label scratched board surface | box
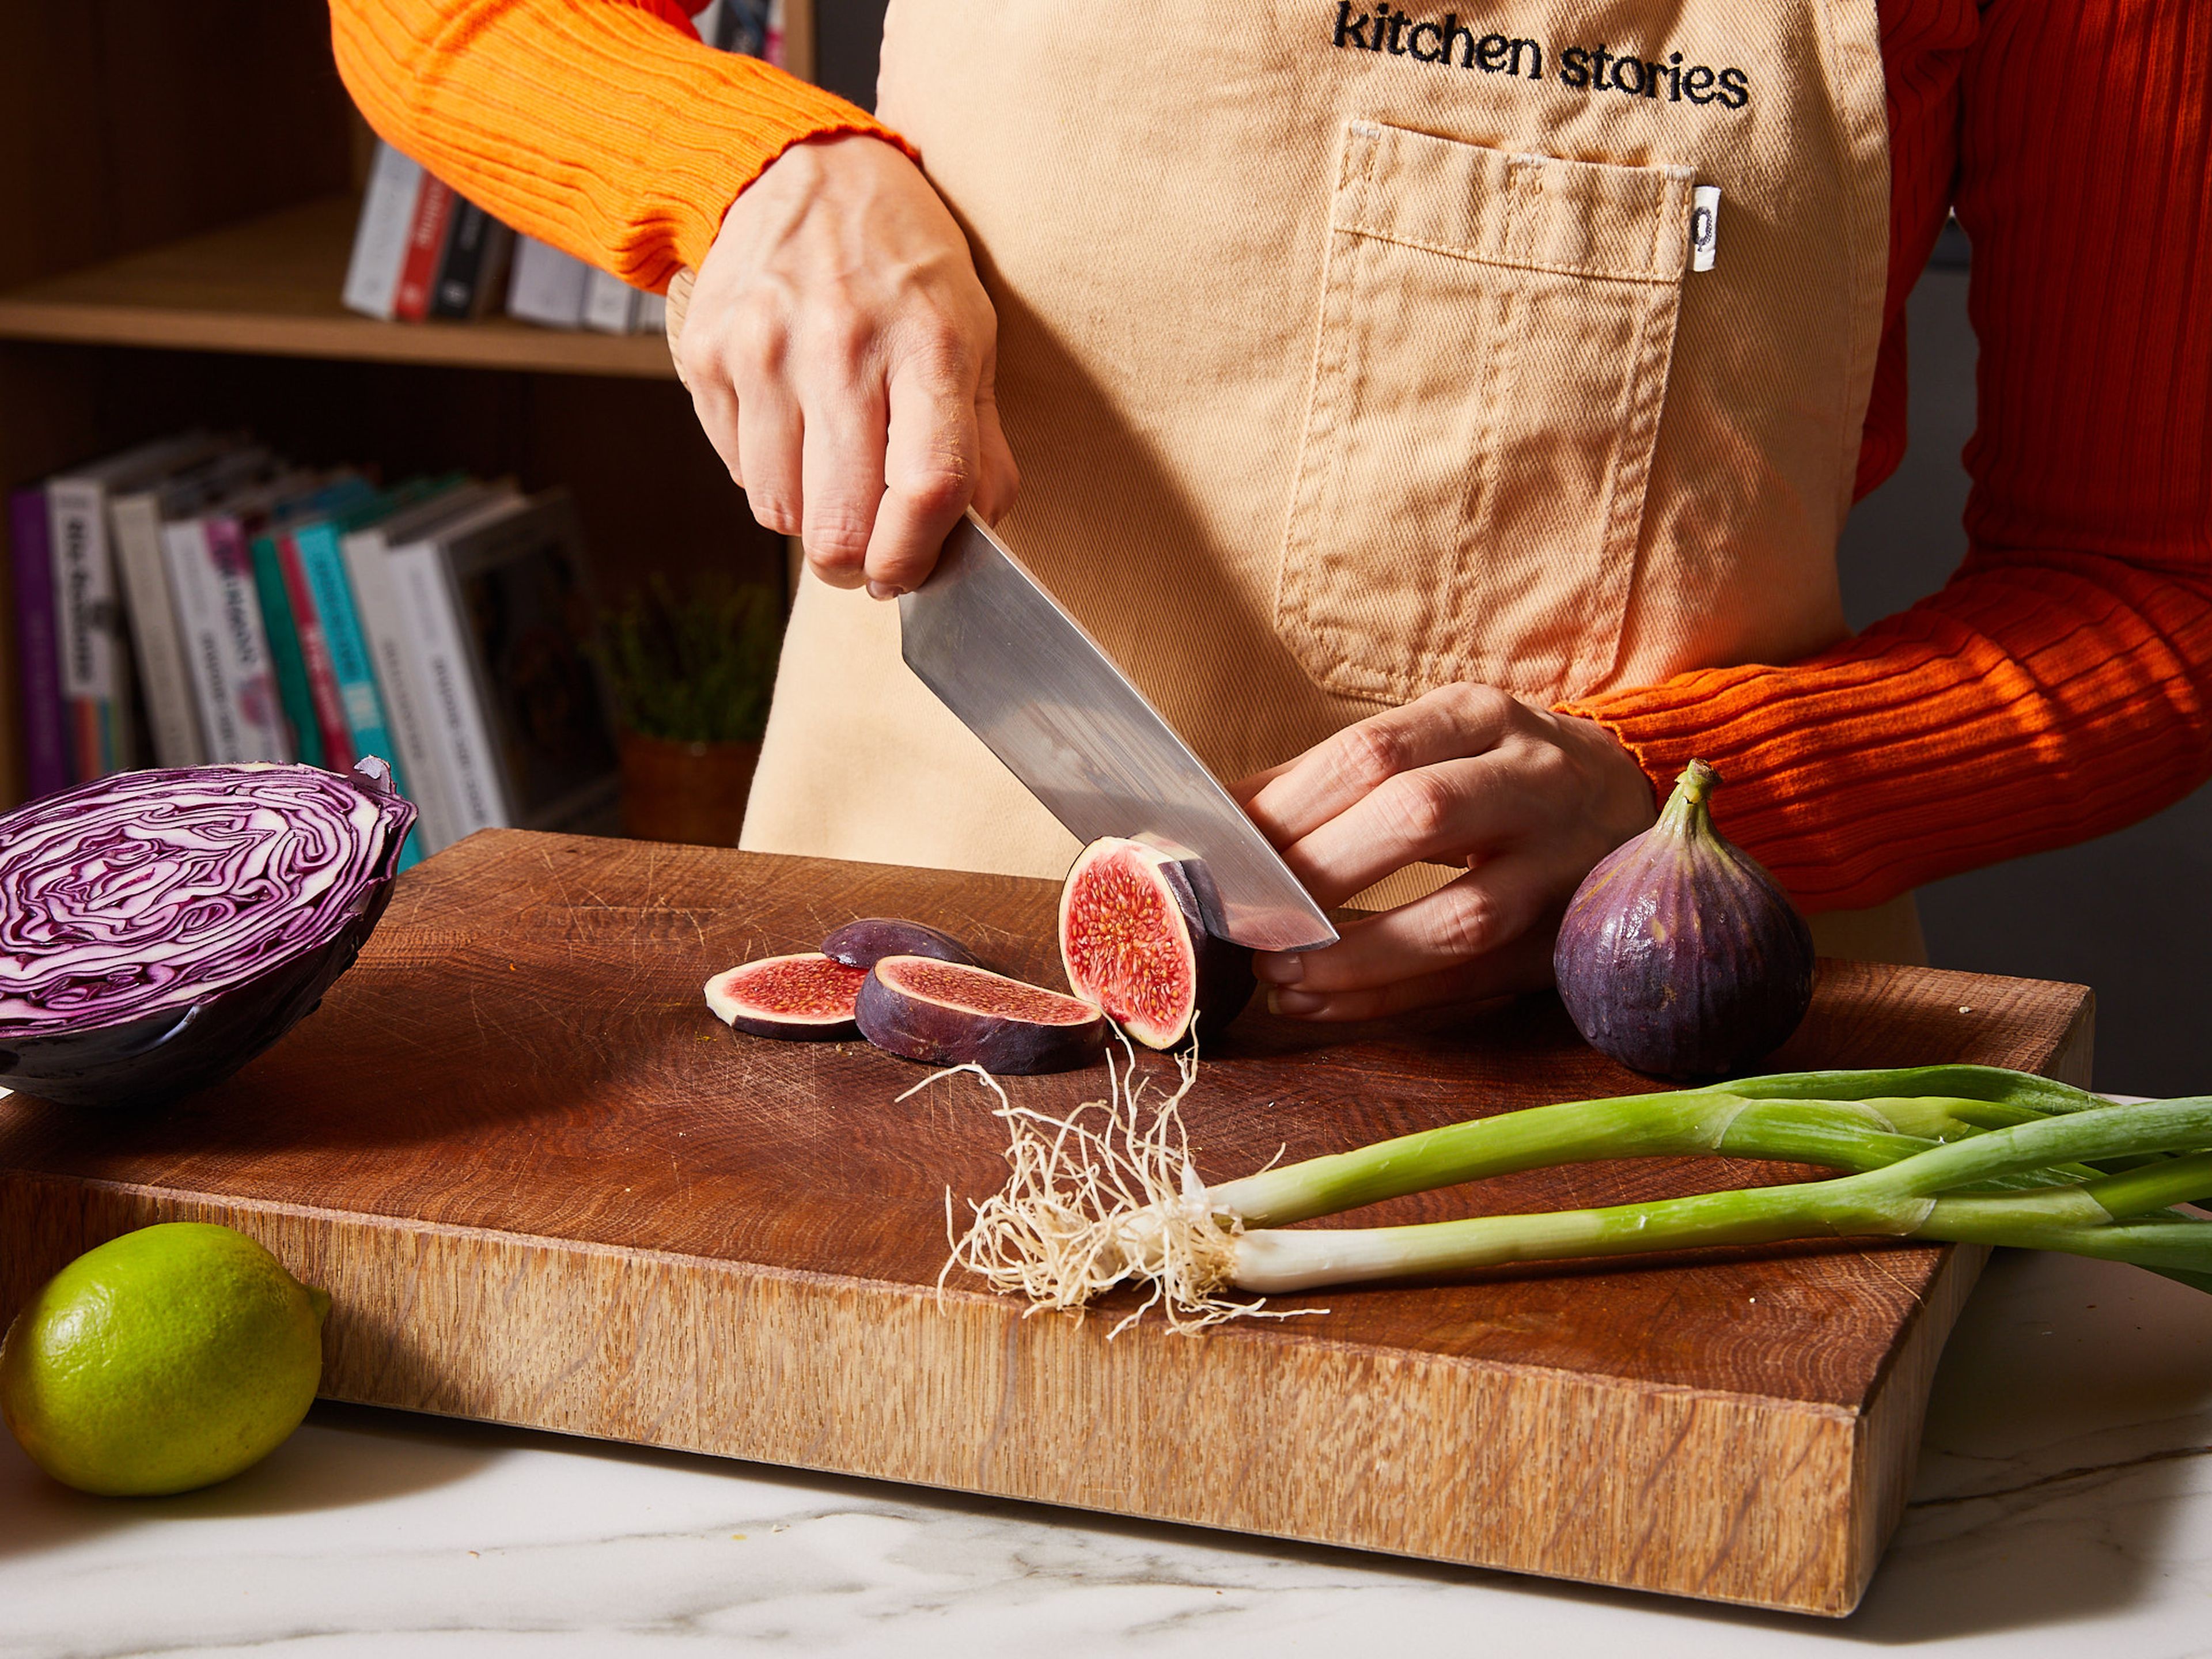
[0,831,2094,1613]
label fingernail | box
[866,581,907,601]
[1254,953,1304,986]
[1268,988,1325,1017]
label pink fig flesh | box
[854,956,1105,1075]
[1058,836,1254,1050]
[704,952,868,1040]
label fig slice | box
[704,952,869,1040]
[1058,836,1256,1050]
[820,917,982,971]
[854,956,1106,1075]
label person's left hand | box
[1234,684,1657,1021]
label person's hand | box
[677,134,1018,597]
[1234,685,1657,1020]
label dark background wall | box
[811,3,2206,1093]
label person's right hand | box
[677,134,1018,597]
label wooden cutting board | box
[0,831,2092,1616]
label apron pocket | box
[1277,120,1694,704]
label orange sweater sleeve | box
[1560,0,2212,914]
[328,0,913,291]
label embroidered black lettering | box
[1666,51,1683,101]
[1559,45,1590,88]
[1509,37,1542,77]
[1385,9,1411,54]
[1407,20,1442,60]
[1439,13,1476,67]
[1718,66,1750,108]
[1640,58,1664,96]
[1589,44,1612,86]
[1681,63,1716,103]
[1611,55,1643,94]
[1331,2,1371,50]
[1476,32,1510,71]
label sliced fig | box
[854,956,1106,1074]
[820,917,983,971]
[1058,836,1255,1050]
[704,952,869,1040]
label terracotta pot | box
[618,730,762,846]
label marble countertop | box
[5,1247,2212,1657]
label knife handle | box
[663,267,696,388]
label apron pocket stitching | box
[1328,225,1688,287]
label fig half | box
[704,953,869,1040]
[1058,836,1255,1049]
[1553,760,1815,1080]
[854,956,1107,1074]
[820,917,982,971]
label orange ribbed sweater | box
[331,0,2212,915]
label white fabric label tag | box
[1691,185,1721,272]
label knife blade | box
[897,513,1338,953]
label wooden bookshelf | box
[0,1,803,809]
[0,196,679,380]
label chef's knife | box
[898,513,1338,953]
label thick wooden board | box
[0,831,2093,1615]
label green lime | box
[0,1222,328,1497]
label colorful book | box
[249,528,327,767]
[46,431,224,780]
[164,471,330,765]
[9,487,69,798]
[342,483,516,854]
[342,142,426,321]
[293,478,460,870]
[392,175,456,323]
[109,444,272,770]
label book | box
[505,236,590,329]
[385,493,536,836]
[429,198,514,321]
[342,142,427,321]
[342,482,518,853]
[9,487,69,798]
[408,489,620,834]
[163,471,332,764]
[392,174,456,324]
[634,290,669,337]
[293,478,461,869]
[579,267,639,335]
[109,442,272,769]
[46,430,225,780]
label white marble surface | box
[6,1249,2212,1657]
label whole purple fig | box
[1553,760,1814,1080]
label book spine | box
[341,529,459,854]
[580,268,639,335]
[429,198,492,320]
[201,520,292,763]
[164,520,246,763]
[341,143,426,321]
[275,532,357,767]
[109,492,209,768]
[45,479,134,779]
[297,523,420,866]
[392,175,456,324]
[505,237,590,328]
[9,488,70,797]
[388,544,511,834]
[247,531,324,767]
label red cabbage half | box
[0,760,416,1108]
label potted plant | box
[596,575,780,845]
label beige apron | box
[740,0,1922,963]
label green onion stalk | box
[933,1052,2212,1334]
